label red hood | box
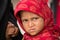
[14,0,54,28]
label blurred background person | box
[0,0,23,40]
[56,0,60,26]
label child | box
[14,0,60,40]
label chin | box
[29,33,37,36]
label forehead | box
[20,11,40,18]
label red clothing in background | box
[56,0,60,26]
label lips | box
[29,28,36,32]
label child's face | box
[20,11,44,36]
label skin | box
[6,21,18,40]
[20,11,44,36]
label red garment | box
[14,0,60,40]
[56,0,60,26]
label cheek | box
[22,23,29,31]
[34,19,44,26]
[34,19,44,30]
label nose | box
[28,21,34,28]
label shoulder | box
[50,25,60,40]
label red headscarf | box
[14,0,60,40]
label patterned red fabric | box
[14,0,60,40]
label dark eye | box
[32,17,39,20]
[22,19,28,22]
